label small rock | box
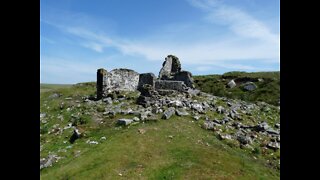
[69,128,81,144]
[100,137,107,140]
[267,142,280,150]
[266,129,280,135]
[219,134,233,140]
[59,102,65,110]
[41,120,47,124]
[133,117,140,122]
[138,129,146,134]
[40,154,60,170]
[175,109,189,116]
[169,100,183,108]
[237,134,252,145]
[117,119,133,126]
[40,113,46,118]
[74,150,81,157]
[217,106,225,114]
[193,115,200,121]
[162,107,175,120]
[202,121,218,130]
[63,123,72,130]
[254,122,270,131]
[191,103,204,113]
[86,140,99,145]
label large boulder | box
[243,82,257,91]
[227,80,236,88]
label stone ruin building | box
[96,55,199,106]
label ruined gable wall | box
[97,68,139,98]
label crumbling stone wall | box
[97,68,139,99]
[155,80,186,92]
[97,55,196,99]
[97,69,108,99]
[137,73,156,91]
[158,55,194,88]
[174,71,195,88]
[159,55,181,80]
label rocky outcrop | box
[227,80,236,88]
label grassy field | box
[193,71,280,106]
[40,84,73,93]
[40,82,279,179]
[41,116,279,179]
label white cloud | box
[206,6,279,44]
[81,42,104,53]
[56,26,278,65]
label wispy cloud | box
[43,21,278,64]
[191,0,279,44]
[40,0,279,81]
[80,42,104,53]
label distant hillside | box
[40,84,73,93]
[194,71,280,106]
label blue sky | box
[40,0,280,84]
